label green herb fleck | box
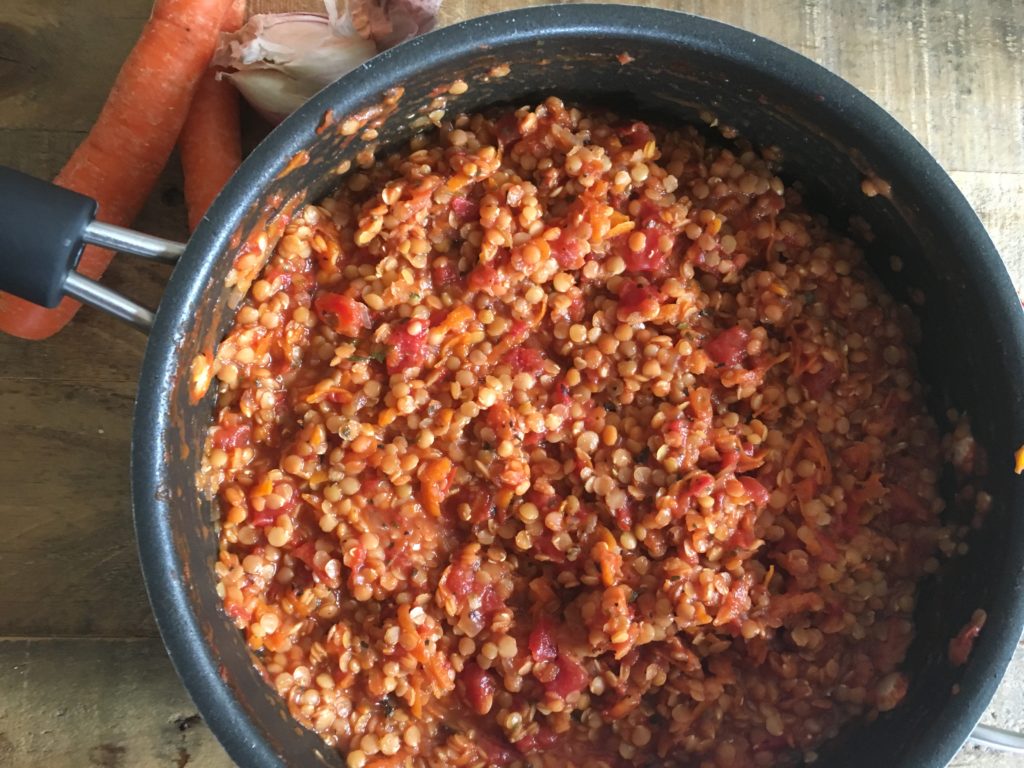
[349,348,387,364]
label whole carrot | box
[180,0,247,232]
[0,0,235,341]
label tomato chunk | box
[545,653,589,698]
[528,616,558,663]
[504,346,546,375]
[313,292,370,337]
[617,280,663,320]
[386,320,430,373]
[461,662,497,715]
[705,326,750,366]
[432,260,461,288]
[212,422,250,450]
[802,360,840,399]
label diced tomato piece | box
[739,476,770,507]
[313,292,370,337]
[460,662,497,715]
[613,498,635,531]
[617,279,663,318]
[479,736,516,766]
[479,584,505,616]
[431,260,461,288]
[505,319,531,347]
[545,654,589,699]
[677,474,714,508]
[495,112,523,146]
[618,120,653,150]
[802,361,840,399]
[450,195,479,220]
[617,203,673,272]
[551,230,586,269]
[622,227,670,272]
[529,616,558,663]
[249,507,278,527]
[514,725,559,754]
[467,263,500,292]
[504,346,546,374]
[212,422,251,450]
[443,562,476,597]
[386,320,430,374]
[705,326,750,366]
[714,578,751,625]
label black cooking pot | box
[1,5,1022,767]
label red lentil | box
[201,98,960,767]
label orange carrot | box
[0,0,235,341]
[180,0,247,232]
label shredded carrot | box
[0,0,235,340]
[180,0,247,232]
[783,428,832,489]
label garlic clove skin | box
[219,69,323,124]
[349,0,442,50]
[214,9,377,124]
[213,1,443,123]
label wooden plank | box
[951,171,1024,290]
[0,379,156,638]
[0,639,234,768]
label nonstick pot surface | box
[132,6,1024,767]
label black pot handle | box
[0,166,186,332]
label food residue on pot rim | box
[861,174,893,199]
[949,609,987,667]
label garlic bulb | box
[213,0,441,123]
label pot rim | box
[132,5,1024,767]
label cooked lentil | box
[201,98,959,767]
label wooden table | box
[1,1,1021,765]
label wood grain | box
[0,0,1021,765]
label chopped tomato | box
[461,662,497,715]
[618,203,673,272]
[545,653,589,699]
[617,280,663,318]
[386,320,430,374]
[705,326,750,366]
[617,120,653,151]
[802,360,840,399]
[313,292,370,337]
[212,422,250,450]
[504,346,546,374]
[551,230,585,269]
[467,263,500,292]
[494,112,523,146]
[442,561,476,597]
[613,499,634,531]
[450,195,479,220]
[514,725,559,755]
[432,260,461,288]
[529,616,558,663]
[739,476,770,507]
